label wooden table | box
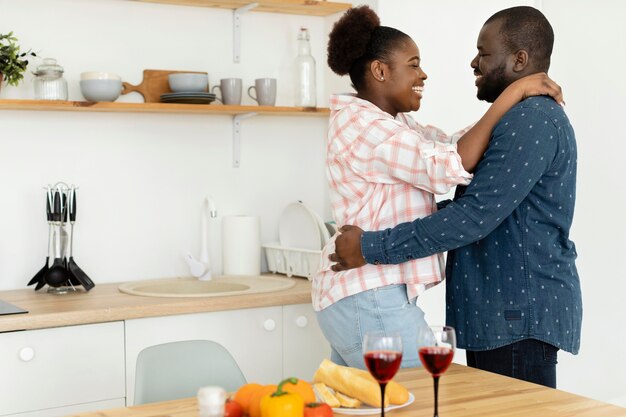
[67,364,626,417]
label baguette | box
[351,367,410,404]
[313,358,390,407]
[313,382,341,408]
[335,391,362,408]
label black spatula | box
[67,188,95,291]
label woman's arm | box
[456,72,563,172]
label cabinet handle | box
[263,319,276,331]
[295,315,308,328]
[19,347,35,362]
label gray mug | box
[211,78,242,105]
[247,78,277,106]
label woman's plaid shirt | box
[313,94,472,311]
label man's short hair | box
[486,6,554,72]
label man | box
[329,6,581,389]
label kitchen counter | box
[66,364,626,417]
[0,275,312,332]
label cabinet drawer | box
[282,303,329,380]
[0,322,125,416]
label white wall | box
[378,0,626,406]
[0,0,332,287]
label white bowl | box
[168,73,208,93]
[80,71,121,81]
[80,79,122,102]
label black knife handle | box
[53,191,61,222]
[69,188,77,222]
[63,192,68,223]
[46,190,52,222]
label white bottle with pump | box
[295,27,317,107]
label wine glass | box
[362,332,403,417]
[418,326,456,417]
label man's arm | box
[331,105,559,271]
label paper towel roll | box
[222,215,261,276]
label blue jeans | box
[315,284,431,369]
[466,339,558,388]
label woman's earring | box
[380,77,385,81]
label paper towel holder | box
[183,196,216,281]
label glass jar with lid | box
[33,58,68,100]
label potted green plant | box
[0,32,36,92]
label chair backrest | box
[134,339,247,405]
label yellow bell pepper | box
[260,378,305,417]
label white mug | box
[248,78,277,106]
[211,78,242,105]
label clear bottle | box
[197,386,226,417]
[33,58,68,101]
[294,27,317,107]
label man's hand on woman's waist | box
[329,225,367,271]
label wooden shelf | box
[131,0,351,16]
[0,99,330,117]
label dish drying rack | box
[263,243,321,280]
[263,201,336,280]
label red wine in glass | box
[418,346,454,377]
[419,326,456,417]
[363,333,403,417]
[364,350,403,383]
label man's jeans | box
[466,339,558,388]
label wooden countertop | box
[0,276,312,332]
[67,364,626,417]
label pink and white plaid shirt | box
[312,94,473,311]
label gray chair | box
[134,339,247,405]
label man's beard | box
[476,64,511,103]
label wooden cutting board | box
[121,69,208,103]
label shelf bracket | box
[232,112,257,167]
[233,3,259,63]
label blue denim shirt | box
[361,96,582,354]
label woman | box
[313,5,564,368]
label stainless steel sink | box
[118,275,295,298]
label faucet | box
[183,196,216,281]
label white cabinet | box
[0,322,125,417]
[124,306,284,406]
[283,303,329,380]
[124,303,329,405]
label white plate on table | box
[331,393,415,415]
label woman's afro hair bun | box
[327,5,381,75]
